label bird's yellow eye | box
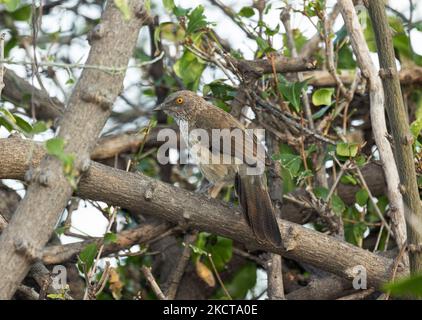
[176,97,184,105]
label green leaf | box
[46,137,65,157]
[278,77,308,113]
[158,22,185,43]
[340,174,357,185]
[336,142,359,157]
[173,6,190,17]
[10,4,31,20]
[312,88,334,106]
[113,0,131,21]
[314,186,329,199]
[355,188,369,206]
[14,114,32,133]
[47,293,66,300]
[314,187,345,215]
[331,195,346,215]
[78,243,98,273]
[203,80,236,101]
[265,24,280,36]
[256,37,274,54]
[31,121,48,134]
[173,50,205,90]
[192,233,232,272]
[55,226,67,236]
[208,236,232,271]
[279,153,302,177]
[238,6,255,18]
[282,29,307,56]
[214,262,257,299]
[0,115,14,132]
[187,5,208,34]
[162,0,174,12]
[0,107,16,123]
[104,232,118,244]
[3,0,20,12]
[337,46,356,69]
[384,273,422,298]
[65,78,75,85]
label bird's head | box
[154,90,204,121]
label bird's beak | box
[153,103,165,111]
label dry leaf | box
[109,267,123,300]
[195,260,215,287]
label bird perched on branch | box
[155,90,282,247]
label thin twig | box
[355,166,393,236]
[0,33,5,97]
[166,232,198,300]
[253,93,336,145]
[141,266,167,300]
[208,253,232,300]
[0,51,164,74]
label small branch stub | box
[14,238,41,262]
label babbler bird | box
[155,90,282,247]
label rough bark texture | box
[0,1,148,299]
[0,138,408,288]
[303,68,422,87]
[266,133,285,300]
[339,0,407,255]
[367,0,422,273]
[2,69,64,121]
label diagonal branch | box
[0,138,408,288]
[367,0,422,273]
[0,1,150,299]
[339,0,407,257]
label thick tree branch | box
[367,0,422,272]
[0,138,408,288]
[232,55,317,80]
[0,1,148,299]
[339,0,407,255]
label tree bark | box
[0,1,149,299]
[367,0,422,273]
[339,0,407,256]
[0,137,408,288]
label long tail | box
[235,173,282,247]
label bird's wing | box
[193,110,266,167]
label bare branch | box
[0,1,150,299]
[0,138,408,288]
[339,0,407,256]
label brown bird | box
[155,90,282,247]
